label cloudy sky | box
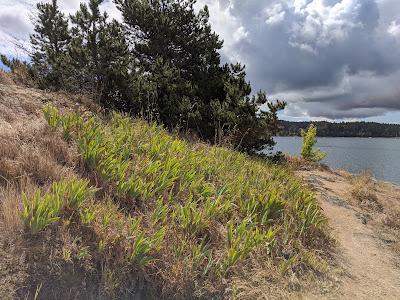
[1,0,400,123]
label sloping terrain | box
[0,81,332,299]
[297,169,400,299]
[1,80,399,299]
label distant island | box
[279,120,400,137]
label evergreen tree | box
[97,20,135,110]
[30,0,70,88]
[301,124,326,162]
[116,0,285,151]
[115,0,224,125]
[69,0,133,108]
[69,0,108,94]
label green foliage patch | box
[38,106,329,296]
[301,124,327,162]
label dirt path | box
[298,169,400,299]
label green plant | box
[191,238,213,274]
[60,111,76,140]
[43,104,60,129]
[80,208,95,225]
[22,191,61,235]
[129,227,166,267]
[22,179,96,234]
[151,197,169,227]
[53,178,96,210]
[78,123,106,168]
[300,124,326,162]
[174,195,205,236]
[221,220,275,273]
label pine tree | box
[69,0,133,108]
[115,0,224,127]
[97,20,135,110]
[69,0,107,94]
[30,0,70,89]
[116,0,285,151]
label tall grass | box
[39,106,329,297]
[22,178,96,234]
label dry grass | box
[285,154,330,172]
[0,81,335,299]
[350,170,382,212]
[0,81,109,299]
[0,177,38,235]
[347,170,400,257]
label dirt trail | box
[298,169,400,300]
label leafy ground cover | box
[0,82,332,299]
[19,105,330,298]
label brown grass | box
[285,154,330,172]
[0,80,109,299]
[0,177,38,235]
[0,81,335,299]
[350,170,382,212]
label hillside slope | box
[0,82,333,299]
[1,82,399,299]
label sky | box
[1,0,400,123]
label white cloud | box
[1,0,400,121]
[388,21,400,39]
[265,3,286,25]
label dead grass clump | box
[19,146,68,184]
[0,184,23,234]
[0,177,37,235]
[0,139,20,159]
[0,71,14,85]
[285,155,313,170]
[383,211,400,230]
[285,155,330,172]
[40,133,78,167]
[351,170,382,212]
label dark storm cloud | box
[1,0,400,120]
[199,0,400,120]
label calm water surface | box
[271,137,400,184]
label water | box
[270,137,400,184]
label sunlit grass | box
[36,105,329,297]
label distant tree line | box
[280,121,400,137]
[1,0,286,153]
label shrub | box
[351,170,381,211]
[300,124,326,162]
[221,220,276,273]
[61,178,97,210]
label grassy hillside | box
[0,83,332,299]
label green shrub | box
[221,220,276,273]
[60,112,76,140]
[300,124,326,162]
[62,178,97,210]
[129,227,166,267]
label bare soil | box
[297,169,400,299]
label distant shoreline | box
[277,135,400,138]
[279,120,400,138]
